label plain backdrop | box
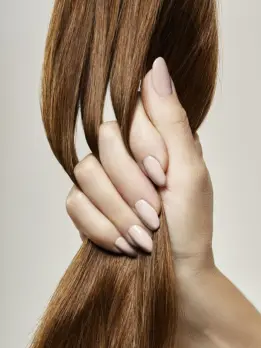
[1,1,261,347]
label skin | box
[66,58,261,347]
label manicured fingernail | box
[152,57,173,97]
[128,225,153,253]
[135,199,160,231]
[115,237,137,257]
[143,156,166,187]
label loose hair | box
[31,0,218,347]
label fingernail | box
[135,199,160,231]
[143,156,166,187]
[152,57,173,97]
[115,237,137,257]
[128,225,153,253]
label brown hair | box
[31,0,218,347]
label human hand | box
[66,57,214,269]
[66,57,261,348]
[66,96,167,257]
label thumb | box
[142,57,196,169]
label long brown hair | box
[31,1,218,347]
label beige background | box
[1,1,261,347]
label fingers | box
[129,99,168,187]
[67,108,169,257]
[73,154,153,253]
[99,121,161,230]
[66,57,208,258]
[142,58,198,179]
[66,186,137,257]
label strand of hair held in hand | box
[30,1,218,347]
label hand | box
[66,56,214,332]
[66,98,168,256]
[66,58,213,268]
[66,58,261,347]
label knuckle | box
[159,105,189,131]
[99,121,119,141]
[173,107,189,128]
[73,154,97,180]
[175,105,188,123]
[73,162,84,179]
[66,187,85,214]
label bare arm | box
[176,262,261,348]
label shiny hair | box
[30,0,218,347]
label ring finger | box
[66,186,137,257]
[74,154,153,253]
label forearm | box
[176,262,261,348]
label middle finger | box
[99,121,161,231]
[74,154,153,253]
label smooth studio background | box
[1,1,261,347]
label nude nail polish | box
[128,225,153,253]
[115,237,137,257]
[143,156,166,187]
[135,199,160,231]
[152,57,173,97]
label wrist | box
[176,262,261,348]
[174,254,221,332]
[174,247,216,281]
